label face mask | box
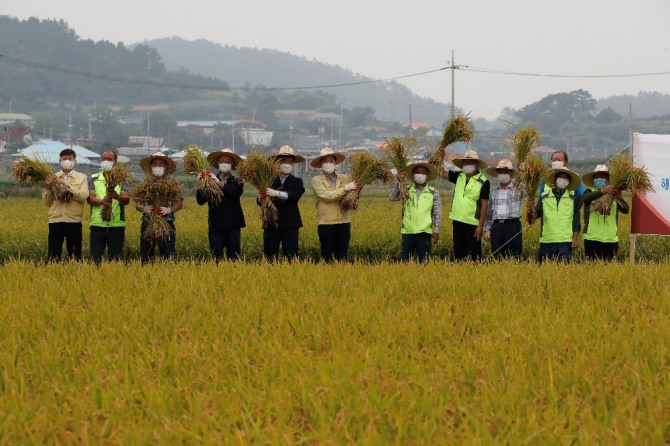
[60,159,75,170]
[413,173,427,184]
[593,178,607,189]
[556,178,570,189]
[322,162,336,174]
[498,173,511,184]
[551,160,565,170]
[152,166,165,177]
[218,163,232,173]
[462,165,476,175]
[280,164,293,174]
[101,160,114,172]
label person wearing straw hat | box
[196,148,246,262]
[134,152,183,263]
[441,150,490,261]
[310,147,360,262]
[528,167,581,263]
[484,159,523,259]
[581,164,629,261]
[538,151,585,204]
[87,149,130,264]
[390,162,442,263]
[258,145,306,261]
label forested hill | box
[0,16,228,110]
[141,37,449,124]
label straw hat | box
[452,150,487,170]
[403,162,437,182]
[140,152,176,175]
[207,148,242,169]
[545,167,581,191]
[269,145,305,163]
[485,159,515,178]
[581,164,609,189]
[310,147,345,168]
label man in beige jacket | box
[43,148,89,262]
[310,148,359,262]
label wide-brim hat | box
[270,145,305,163]
[310,147,345,168]
[403,162,437,182]
[581,164,609,188]
[207,148,242,169]
[452,149,487,170]
[545,167,581,191]
[140,152,176,175]
[485,159,515,177]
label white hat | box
[403,162,438,182]
[270,145,305,163]
[452,150,487,170]
[140,152,176,175]
[207,148,243,169]
[310,147,345,168]
[485,159,515,177]
[545,167,581,191]
[581,164,609,189]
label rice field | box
[0,191,669,443]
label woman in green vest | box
[581,164,629,261]
[441,150,489,261]
[389,162,441,262]
[87,150,130,264]
[528,167,581,263]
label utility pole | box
[451,50,455,119]
[408,105,413,137]
[339,104,343,151]
[68,114,73,149]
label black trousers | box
[490,219,522,259]
[263,227,299,261]
[452,220,481,261]
[90,226,125,264]
[401,233,432,263]
[48,222,82,262]
[318,223,351,262]
[584,239,618,261]
[209,229,241,262]
[140,221,176,264]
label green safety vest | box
[90,172,126,228]
[449,171,487,226]
[402,184,435,234]
[584,201,618,243]
[539,189,574,243]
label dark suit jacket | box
[196,174,246,232]
[257,174,305,229]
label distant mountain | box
[141,37,450,126]
[596,91,670,119]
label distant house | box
[0,113,33,127]
[15,140,100,166]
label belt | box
[493,218,520,224]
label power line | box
[462,66,670,78]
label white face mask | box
[556,178,570,189]
[321,162,336,174]
[100,160,114,172]
[413,173,427,184]
[152,166,165,177]
[462,165,476,175]
[60,159,75,170]
[280,164,293,174]
[218,163,232,173]
[498,173,511,184]
[551,160,565,170]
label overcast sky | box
[7,0,670,120]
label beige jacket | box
[311,172,352,225]
[42,170,89,223]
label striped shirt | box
[484,183,522,232]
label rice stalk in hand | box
[428,114,474,174]
[13,156,74,202]
[339,152,392,211]
[518,155,547,223]
[381,135,417,202]
[132,176,181,243]
[236,151,280,226]
[511,126,540,164]
[182,144,223,205]
[101,164,132,221]
[590,155,654,215]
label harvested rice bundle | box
[236,151,280,226]
[428,114,474,174]
[381,135,418,202]
[13,156,73,202]
[591,155,654,215]
[132,176,181,244]
[339,152,392,211]
[101,164,132,221]
[511,126,540,164]
[182,144,223,205]
[519,155,549,223]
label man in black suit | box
[197,149,246,262]
[259,145,305,261]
